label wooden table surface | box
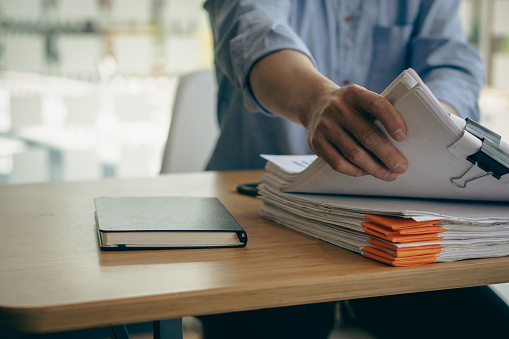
[1,170,509,334]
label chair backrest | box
[160,69,219,173]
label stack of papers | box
[258,69,509,266]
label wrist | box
[249,49,340,126]
[296,80,340,129]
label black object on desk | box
[236,183,260,197]
[95,196,248,249]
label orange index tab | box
[363,227,443,243]
[361,222,398,236]
[364,245,442,258]
[368,238,442,253]
[362,251,438,267]
[361,222,445,236]
[364,246,438,260]
[364,214,440,231]
[397,225,445,235]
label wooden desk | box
[1,170,509,335]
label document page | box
[262,72,509,201]
[259,68,509,266]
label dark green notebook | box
[95,196,248,250]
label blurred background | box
[0,0,508,184]
[0,0,211,183]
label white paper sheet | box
[261,70,509,201]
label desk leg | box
[108,324,130,339]
[153,318,183,339]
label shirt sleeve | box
[203,0,316,113]
[409,0,484,121]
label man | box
[201,1,509,338]
[204,0,482,175]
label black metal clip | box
[450,119,509,188]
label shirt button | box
[344,15,352,22]
[342,79,350,85]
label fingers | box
[308,85,408,181]
[310,133,366,178]
[310,122,401,181]
[347,86,407,142]
[331,99,408,175]
[333,127,401,181]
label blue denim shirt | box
[204,0,484,171]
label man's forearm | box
[247,49,409,181]
[249,49,338,128]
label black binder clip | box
[450,119,509,188]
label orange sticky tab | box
[395,248,442,257]
[361,222,445,236]
[368,238,443,252]
[364,246,439,262]
[364,246,398,260]
[364,245,441,258]
[363,252,437,267]
[361,222,398,236]
[364,214,440,230]
[363,227,443,243]
[396,225,446,235]
[362,251,396,266]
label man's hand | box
[304,85,408,181]
[249,49,408,181]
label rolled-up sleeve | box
[409,0,484,121]
[204,0,315,113]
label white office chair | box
[160,69,219,173]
